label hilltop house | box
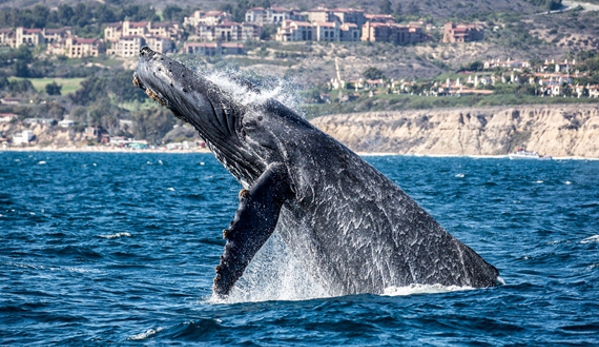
[194,21,262,41]
[245,6,304,25]
[184,11,232,27]
[275,20,314,41]
[183,41,244,56]
[443,22,484,43]
[361,22,425,45]
[103,21,181,57]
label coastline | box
[3,147,598,160]
[0,146,211,154]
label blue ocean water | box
[1,151,598,346]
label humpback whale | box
[133,47,499,297]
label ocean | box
[1,151,598,346]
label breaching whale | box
[133,47,499,297]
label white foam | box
[167,187,175,191]
[99,232,132,239]
[455,173,465,178]
[205,70,300,112]
[382,283,475,296]
[38,160,46,165]
[581,235,599,244]
[565,181,572,185]
[210,233,330,304]
[127,327,163,341]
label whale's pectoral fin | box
[213,163,293,297]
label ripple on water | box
[1,152,598,346]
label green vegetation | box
[9,77,85,95]
[524,0,562,10]
[363,67,386,80]
[302,93,598,119]
[0,3,169,38]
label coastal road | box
[562,0,599,12]
[534,0,599,15]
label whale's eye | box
[183,88,187,93]
[181,73,185,78]
[158,68,161,72]
[170,83,173,87]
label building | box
[65,37,101,58]
[443,22,484,43]
[12,129,34,145]
[58,119,76,128]
[306,6,335,23]
[0,28,13,46]
[313,22,339,42]
[145,36,173,54]
[364,14,395,23]
[103,21,182,49]
[332,8,366,26]
[104,23,123,42]
[43,27,72,44]
[0,97,21,105]
[184,11,232,27]
[15,28,43,47]
[340,23,360,41]
[23,118,57,125]
[183,41,245,56]
[241,22,264,41]
[194,21,262,42]
[245,6,304,25]
[84,126,101,141]
[146,21,183,41]
[0,113,18,122]
[361,22,425,45]
[275,20,314,41]
[214,21,243,41]
[106,36,144,57]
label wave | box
[127,327,164,341]
[382,283,475,296]
[581,235,599,244]
[98,232,132,239]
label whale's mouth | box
[132,72,168,108]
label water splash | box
[383,283,475,296]
[210,233,330,304]
[203,69,302,113]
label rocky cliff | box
[311,104,599,157]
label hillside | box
[3,0,539,17]
[311,104,599,157]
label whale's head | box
[133,47,235,135]
[133,47,271,184]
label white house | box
[12,129,34,145]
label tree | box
[395,2,403,15]
[45,82,62,96]
[379,0,393,15]
[163,5,184,22]
[14,60,29,77]
[363,67,386,80]
[407,1,420,16]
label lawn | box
[9,77,86,95]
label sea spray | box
[211,233,330,304]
